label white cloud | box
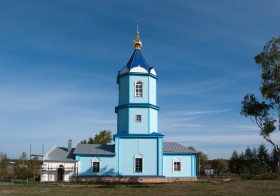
[159,78,232,97]
[172,123,207,128]
[168,109,232,116]
[165,134,263,145]
[0,83,116,113]
[164,116,199,122]
[224,125,259,131]
[92,119,116,124]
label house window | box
[136,114,142,122]
[134,154,143,173]
[92,162,100,172]
[173,158,181,172]
[92,158,100,172]
[135,81,143,97]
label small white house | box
[41,140,78,182]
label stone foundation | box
[76,176,197,183]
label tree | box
[88,137,94,144]
[81,130,113,145]
[15,152,33,180]
[211,159,228,174]
[238,152,248,174]
[257,143,270,173]
[187,146,208,166]
[198,151,208,165]
[0,153,9,181]
[241,36,280,172]
[245,147,263,175]
[229,150,239,173]
[20,152,28,161]
[229,145,274,176]
[80,139,87,144]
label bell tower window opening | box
[136,114,142,122]
[135,81,143,97]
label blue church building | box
[42,29,197,182]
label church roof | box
[125,49,150,72]
[119,26,157,76]
[44,146,76,162]
[74,144,115,155]
[163,142,197,154]
[44,142,196,161]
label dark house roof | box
[44,146,76,162]
[163,142,197,154]
[74,144,115,155]
[200,164,214,169]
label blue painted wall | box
[117,108,128,133]
[128,108,148,134]
[76,155,118,176]
[118,138,158,176]
[163,154,197,178]
[149,108,158,133]
[158,138,163,176]
[119,75,129,105]
[149,77,157,105]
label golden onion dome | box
[133,24,142,50]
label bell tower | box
[115,26,159,135]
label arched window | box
[173,157,181,172]
[92,157,101,173]
[134,154,143,173]
[135,81,143,97]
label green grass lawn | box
[1,179,280,195]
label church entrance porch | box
[57,165,64,182]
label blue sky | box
[0,0,279,159]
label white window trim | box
[92,157,101,173]
[172,157,181,173]
[134,81,143,97]
[134,153,143,173]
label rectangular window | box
[174,161,181,172]
[135,158,143,172]
[136,115,142,122]
[92,162,100,172]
